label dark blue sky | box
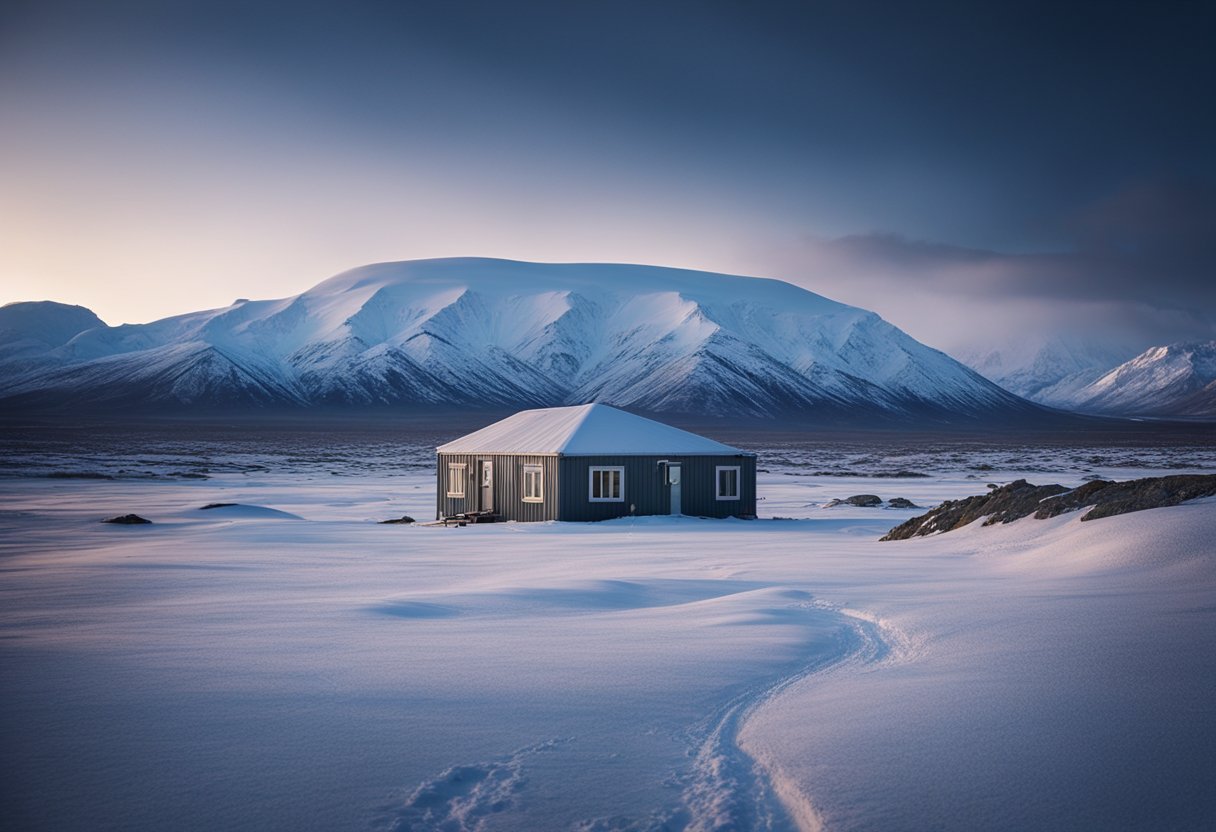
[1,0,1213,351]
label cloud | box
[756,178,1216,359]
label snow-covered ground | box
[1,432,1213,830]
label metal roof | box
[437,403,746,456]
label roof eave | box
[436,450,752,457]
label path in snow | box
[2,440,1212,832]
[380,601,916,832]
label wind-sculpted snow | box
[673,604,914,832]
[0,258,1036,421]
[375,591,911,832]
[382,739,571,832]
[1,431,1214,831]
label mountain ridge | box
[0,257,1051,424]
[1059,341,1216,419]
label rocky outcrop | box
[824,494,884,508]
[103,514,151,524]
[881,480,1067,539]
[1034,475,1216,521]
[881,475,1216,540]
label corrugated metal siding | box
[435,453,560,522]
[558,455,756,521]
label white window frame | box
[446,462,467,498]
[588,466,625,502]
[715,465,741,501]
[522,464,544,503]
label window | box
[589,466,624,502]
[446,463,467,498]
[716,465,740,500]
[522,464,543,503]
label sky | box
[2,0,1213,363]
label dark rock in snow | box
[845,494,882,507]
[882,474,1216,540]
[1035,475,1216,522]
[887,497,919,509]
[380,516,416,525]
[881,480,1068,540]
[200,502,238,510]
[103,514,151,524]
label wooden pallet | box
[439,510,498,527]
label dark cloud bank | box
[765,178,1216,357]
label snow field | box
[1,453,1213,831]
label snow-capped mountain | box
[1054,341,1216,418]
[959,335,1137,408]
[0,258,1046,422]
[0,301,106,365]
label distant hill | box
[1053,341,1216,419]
[959,335,1137,408]
[0,258,1053,425]
[0,301,107,364]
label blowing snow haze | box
[1,0,1214,372]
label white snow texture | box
[2,447,1213,831]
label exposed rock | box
[379,515,416,525]
[882,474,1216,540]
[887,497,919,509]
[103,514,151,525]
[845,494,882,507]
[880,480,1067,540]
[1037,475,1216,521]
[200,503,237,510]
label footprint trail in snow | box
[380,601,914,832]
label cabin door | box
[667,463,682,515]
[479,460,494,512]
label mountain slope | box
[0,301,106,365]
[1059,341,1216,418]
[960,335,1137,407]
[0,258,1047,423]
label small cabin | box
[436,403,756,522]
